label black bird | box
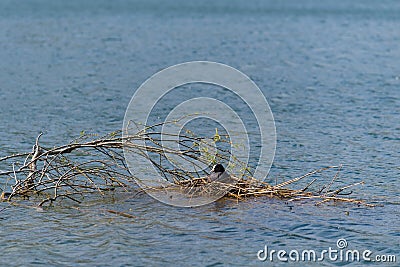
[208,164,230,182]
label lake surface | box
[0,0,399,266]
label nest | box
[176,167,372,207]
[0,119,374,208]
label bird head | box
[211,164,225,173]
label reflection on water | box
[0,0,399,265]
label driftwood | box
[0,119,374,207]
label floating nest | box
[176,167,372,207]
[0,119,374,208]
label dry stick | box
[323,164,342,195]
[300,178,317,192]
[326,181,365,197]
[274,166,338,189]
[106,209,136,219]
[26,133,43,186]
[12,163,18,184]
[315,196,373,207]
[0,152,30,162]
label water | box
[0,0,399,266]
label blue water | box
[0,0,399,266]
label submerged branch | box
[0,118,374,207]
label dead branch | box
[0,118,374,207]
